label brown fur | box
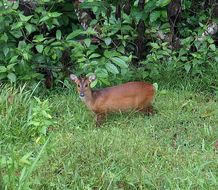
[70,74,155,127]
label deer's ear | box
[70,74,78,83]
[88,74,96,82]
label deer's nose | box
[80,92,85,97]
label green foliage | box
[137,35,218,90]
[0,0,76,83]
[139,37,218,75]
[0,85,218,189]
[0,0,217,91]
[0,84,52,190]
[1,138,50,190]
[27,97,55,137]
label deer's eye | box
[77,84,80,88]
[85,84,88,87]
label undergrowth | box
[0,83,218,189]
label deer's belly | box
[97,97,146,113]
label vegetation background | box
[0,0,218,189]
[0,0,217,90]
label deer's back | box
[91,82,155,113]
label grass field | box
[0,84,218,189]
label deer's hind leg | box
[140,105,156,116]
[95,113,106,127]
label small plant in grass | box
[27,97,55,140]
[1,139,49,190]
[1,150,32,189]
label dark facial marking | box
[77,77,89,89]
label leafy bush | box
[27,97,55,138]
[0,0,76,83]
[138,36,218,85]
[0,0,217,91]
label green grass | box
[0,84,218,190]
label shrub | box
[0,0,217,91]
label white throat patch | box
[80,96,85,101]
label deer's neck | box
[82,89,95,110]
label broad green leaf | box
[3,47,9,56]
[156,0,171,7]
[180,56,188,61]
[0,73,7,80]
[128,55,133,62]
[121,68,128,76]
[10,56,19,63]
[215,57,218,62]
[119,56,131,63]
[84,27,98,35]
[160,10,168,20]
[48,12,62,18]
[18,41,26,48]
[0,66,7,73]
[104,37,112,46]
[33,35,46,42]
[36,45,44,53]
[84,38,91,47]
[50,41,62,46]
[11,22,23,30]
[56,30,62,40]
[104,50,121,59]
[131,9,143,22]
[39,16,49,23]
[105,62,119,74]
[66,30,83,40]
[90,61,98,66]
[10,30,23,39]
[209,44,216,51]
[111,57,128,68]
[141,71,149,78]
[25,24,36,34]
[19,13,32,22]
[77,57,86,63]
[179,49,188,56]
[184,64,191,73]
[23,52,31,60]
[90,79,98,88]
[1,33,8,42]
[53,18,60,26]
[95,68,108,78]
[44,46,50,55]
[150,43,160,49]
[86,50,95,56]
[150,11,161,23]
[7,63,16,70]
[104,50,111,59]
[7,73,17,82]
[52,54,57,60]
[207,38,214,44]
[89,53,101,59]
